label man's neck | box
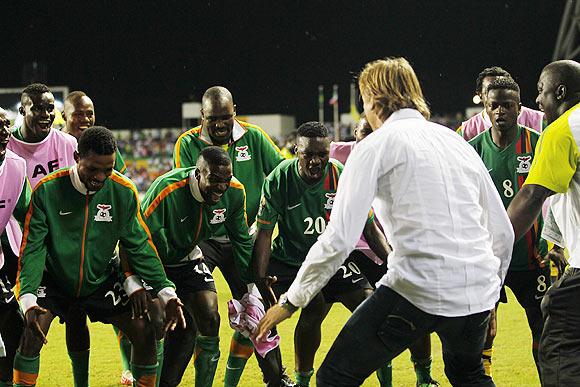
[490,125,517,149]
[62,127,79,140]
[20,125,48,143]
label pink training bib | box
[461,106,545,141]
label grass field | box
[36,271,540,386]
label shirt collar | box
[188,169,204,203]
[383,109,426,126]
[199,120,246,144]
[69,164,96,195]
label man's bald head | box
[200,86,236,145]
[537,60,580,124]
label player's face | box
[361,92,382,130]
[536,70,560,125]
[201,100,236,146]
[486,89,520,133]
[296,136,330,184]
[0,111,11,163]
[76,151,116,191]
[21,92,55,137]
[197,162,233,205]
[354,117,373,143]
[64,97,95,139]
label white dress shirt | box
[287,109,514,317]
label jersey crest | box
[210,208,227,224]
[516,155,532,174]
[324,192,336,210]
[235,146,252,162]
[94,204,113,222]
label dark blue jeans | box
[317,286,494,387]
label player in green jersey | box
[254,121,391,387]
[62,91,134,386]
[170,86,287,387]
[14,127,185,387]
[468,78,565,380]
[141,146,253,387]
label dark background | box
[2,0,567,128]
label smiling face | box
[76,151,116,191]
[196,161,233,205]
[20,92,55,141]
[0,109,11,163]
[296,135,330,184]
[201,97,236,146]
[64,96,95,139]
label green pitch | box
[36,271,539,386]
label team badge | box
[94,204,113,222]
[516,155,532,174]
[210,208,227,224]
[37,286,46,298]
[235,146,252,162]
[324,193,336,210]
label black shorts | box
[0,266,17,309]
[267,253,372,304]
[499,266,551,309]
[199,239,246,299]
[165,259,217,296]
[349,250,387,288]
[37,273,131,323]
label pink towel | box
[228,287,280,357]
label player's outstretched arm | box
[363,217,391,263]
[507,184,553,242]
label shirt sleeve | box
[525,123,579,193]
[256,174,281,231]
[14,188,49,313]
[115,149,127,174]
[141,187,169,261]
[478,165,515,283]
[224,186,253,284]
[119,190,176,301]
[286,143,380,307]
[13,177,32,226]
[173,134,196,169]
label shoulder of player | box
[4,149,26,166]
[176,126,203,145]
[468,128,488,145]
[328,158,344,171]
[145,168,191,201]
[238,121,279,146]
[53,129,78,147]
[224,176,247,205]
[268,158,294,179]
[519,124,542,139]
[34,168,72,192]
[108,171,143,201]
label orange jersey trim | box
[174,127,202,168]
[110,173,160,256]
[143,179,189,218]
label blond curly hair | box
[358,57,430,121]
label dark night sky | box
[2,0,567,129]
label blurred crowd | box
[116,112,463,192]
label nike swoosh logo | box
[210,355,220,362]
[287,203,301,210]
[59,211,72,216]
[351,277,364,284]
[204,278,215,283]
[535,294,544,300]
[487,168,493,173]
[180,216,188,223]
[4,294,14,303]
[226,365,242,370]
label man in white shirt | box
[256,57,514,387]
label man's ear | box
[194,168,201,181]
[74,151,80,163]
[19,106,25,116]
[556,84,567,101]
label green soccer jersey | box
[257,158,344,267]
[141,167,253,282]
[173,120,285,231]
[469,125,547,271]
[114,148,127,174]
